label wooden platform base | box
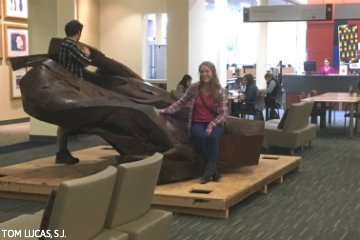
[0,146,119,201]
[152,154,301,219]
[0,146,301,219]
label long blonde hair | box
[198,61,221,100]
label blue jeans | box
[190,122,225,165]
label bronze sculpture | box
[10,38,264,184]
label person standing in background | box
[263,73,281,120]
[319,58,335,75]
[56,20,91,165]
[59,20,91,79]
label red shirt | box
[192,92,215,122]
[164,82,228,133]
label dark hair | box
[198,61,221,100]
[243,74,254,95]
[264,73,273,79]
[178,74,192,89]
[65,20,83,37]
[244,74,255,86]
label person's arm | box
[69,43,91,67]
[81,45,91,56]
[266,80,276,94]
[206,88,228,135]
[329,67,335,74]
[161,84,196,114]
[176,84,184,93]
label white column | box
[29,0,76,137]
[214,0,228,87]
[167,0,189,91]
[188,0,206,83]
[189,0,227,87]
[256,0,268,90]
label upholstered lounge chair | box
[105,152,172,240]
[264,101,317,155]
[0,166,128,240]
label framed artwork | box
[0,25,3,58]
[10,67,26,99]
[5,24,29,58]
[338,24,358,64]
[3,0,28,20]
[339,64,349,75]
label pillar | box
[256,0,268,90]
[167,0,189,91]
[28,0,76,138]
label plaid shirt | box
[59,37,91,79]
[165,82,228,132]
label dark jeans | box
[190,122,225,165]
[265,96,276,108]
[265,96,279,120]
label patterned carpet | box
[0,116,359,240]
[171,121,360,240]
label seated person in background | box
[177,74,192,93]
[232,74,258,117]
[319,58,335,75]
[263,73,281,120]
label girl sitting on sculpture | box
[160,61,228,184]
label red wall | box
[306,21,334,73]
[306,1,360,73]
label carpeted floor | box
[171,125,360,240]
[0,114,359,240]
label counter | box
[283,74,360,94]
[282,74,360,107]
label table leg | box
[327,104,332,125]
[320,102,326,130]
[349,102,354,138]
[265,107,269,120]
[228,99,233,116]
[356,102,359,134]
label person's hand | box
[82,46,91,56]
[206,128,212,136]
[159,108,166,114]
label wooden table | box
[228,92,245,116]
[228,95,237,115]
[302,92,360,138]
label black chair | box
[312,90,335,125]
[297,92,326,130]
[236,95,264,121]
[344,102,360,131]
[265,99,280,120]
[265,90,283,120]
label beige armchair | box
[0,166,128,240]
[264,101,317,155]
[0,153,173,240]
[105,152,172,240]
